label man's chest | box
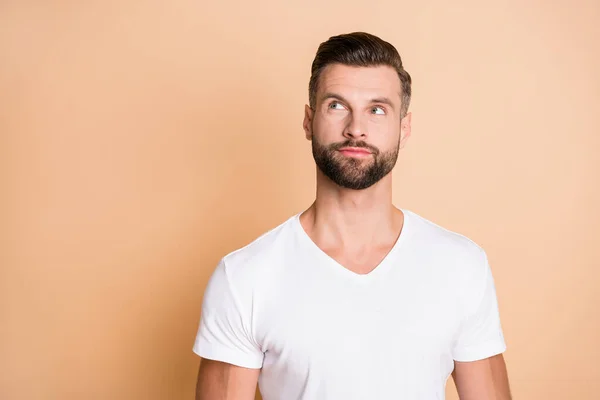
[257,281,460,378]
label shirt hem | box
[193,342,264,369]
[452,340,507,362]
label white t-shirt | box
[193,209,506,399]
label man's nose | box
[343,113,367,139]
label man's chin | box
[335,158,374,170]
[336,166,372,179]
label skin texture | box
[195,63,511,399]
[453,354,512,400]
[300,64,411,275]
[195,359,259,400]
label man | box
[193,32,511,399]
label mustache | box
[330,140,379,155]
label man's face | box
[303,64,411,190]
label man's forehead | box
[318,64,402,101]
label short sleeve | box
[452,252,507,362]
[193,258,264,369]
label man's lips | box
[338,147,373,157]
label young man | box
[193,32,511,400]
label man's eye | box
[329,102,345,110]
[371,106,385,115]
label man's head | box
[303,32,412,190]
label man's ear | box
[303,104,313,140]
[399,112,412,149]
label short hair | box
[308,32,412,117]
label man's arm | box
[193,259,264,399]
[452,354,511,400]
[195,358,260,400]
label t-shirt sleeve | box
[452,251,507,362]
[193,258,264,369]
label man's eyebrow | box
[319,92,398,111]
[320,92,349,104]
[370,96,397,111]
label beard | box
[311,136,400,190]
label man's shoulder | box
[406,209,487,265]
[220,213,298,276]
[404,210,493,298]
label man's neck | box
[300,175,403,251]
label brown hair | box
[308,32,412,117]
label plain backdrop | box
[1,1,599,399]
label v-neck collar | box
[292,209,414,283]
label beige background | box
[1,0,599,399]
